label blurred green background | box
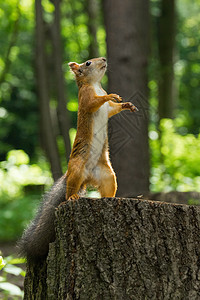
[0,0,200,243]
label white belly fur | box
[85,83,109,177]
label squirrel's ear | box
[68,62,80,74]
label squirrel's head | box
[68,57,107,86]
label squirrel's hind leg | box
[66,159,85,200]
[97,163,117,197]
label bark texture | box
[24,197,200,299]
[103,0,150,197]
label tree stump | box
[24,198,200,299]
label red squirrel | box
[18,57,138,259]
[66,57,137,200]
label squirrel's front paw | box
[122,102,139,112]
[109,94,122,103]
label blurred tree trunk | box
[51,0,71,161]
[103,0,150,197]
[158,0,176,120]
[0,6,20,84]
[35,0,62,181]
[86,0,99,58]
[24,197,200,299]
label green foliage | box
[0,150,50,198]
[150,0,200,135]
[0,194,40,241]
[148,0,200,192]
[0,255,25,298]
[150,119,200,192]
[0,150,51,241]
[0,0,37,160]
[176,0,200,134]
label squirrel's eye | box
[86,61,92,67]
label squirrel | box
[18,57,138,259]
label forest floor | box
[0,242,25,299]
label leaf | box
[4,264,23,276]
[0,256,6,270]
[20,270,26,277]
[0,282,23,296]
[6,257,26,264]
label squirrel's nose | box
[102,57,106,62]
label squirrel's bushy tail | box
[17,175,66,260]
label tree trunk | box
[158,0,176,120]
[86,0,99,58]
[24,197,200,299]
[103,0,150,197]
[51,0,71,161]
[35,0,62,181]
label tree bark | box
[35,0,62,181]
[103,0,150,197]
[158,0,176,120]
[24,197,200,299]
[51,0,71,161]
